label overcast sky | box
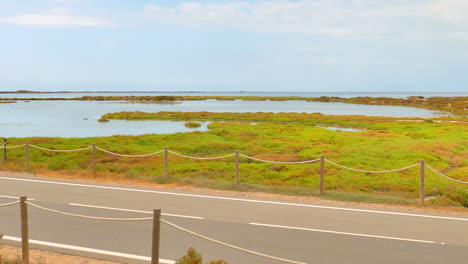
[0,0,467,92]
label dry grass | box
[0,245,120,264]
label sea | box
[0,92,465,138]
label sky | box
[0,0,467,92]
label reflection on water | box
[0,100,444,138]
[317,126,365,132]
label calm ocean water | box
[0,92,458,138]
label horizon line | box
[1,90,467,94]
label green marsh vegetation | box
[185,121,202,128]
[1,112,467,207]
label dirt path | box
[0,244,120,264]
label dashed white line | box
[1,176,467,222]
[2,235,175,264]
[250,222,440,244]
[69,202,204,220]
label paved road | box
[0,174,467,264]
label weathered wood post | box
[2,139,6,165]
[25,142,30,172]
[151,209,161,264]
[320,155,325,195]
[164,147,168,177]
[92,144,97,176]
[235,150,240,185]
[20,196,30,264]
[420,160,425,206]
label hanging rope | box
[161,219,307,264]
[325,159,419,173]
[29,144,93,152]
[0,200,20,208]
[425,165,468,184]
[168,150,235,160]
[0,144,25,149]
[26,202,153,221]
[240,154,320,164]
[96,146,165,157]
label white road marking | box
[1,176,467,222]
[0,195,35,200]
[249,223,440,244]
[69,202,205,220]
[2,235,175,264]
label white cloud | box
[143,0,468,37]
[1,11,113,27]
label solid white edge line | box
[249,223,440,244]
[1,176,467,222]
[0,195,35,200]
[2,235,175,264]
[68,203,205,220]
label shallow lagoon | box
[0,99,445,138]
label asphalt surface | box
[0,174,467,264]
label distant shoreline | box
[0,94,466,115]
[1,90,467,94]
[0,90,223,94]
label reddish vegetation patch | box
[323,150,341,154]
[252,154,302,161]
[411,144,456,157]
[360,130,395,138]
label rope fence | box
[1,141,466,206]
[96,146,165,157]
[26,201,153,221]
[325,159,420,173]
[425,164,468,184]
[168,150,235,160]
[1,144,26,149]
[161,219,307,264]
[241,154,320,164]
[29,144,93,153]
[0,197,309,264]
[0,200,20,207]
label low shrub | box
[176,248,229,264]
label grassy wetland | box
[1,109,467,207]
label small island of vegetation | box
[185,121,202,128]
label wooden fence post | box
[235,150,240,185]
[320,155,325,195]
[164,147,168,177]
[2,139,6,165]
[420,160,425,206]
[25,142,30,172]
[20,196,30,264]
[92,144,96,176]
[151,209,161,264]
